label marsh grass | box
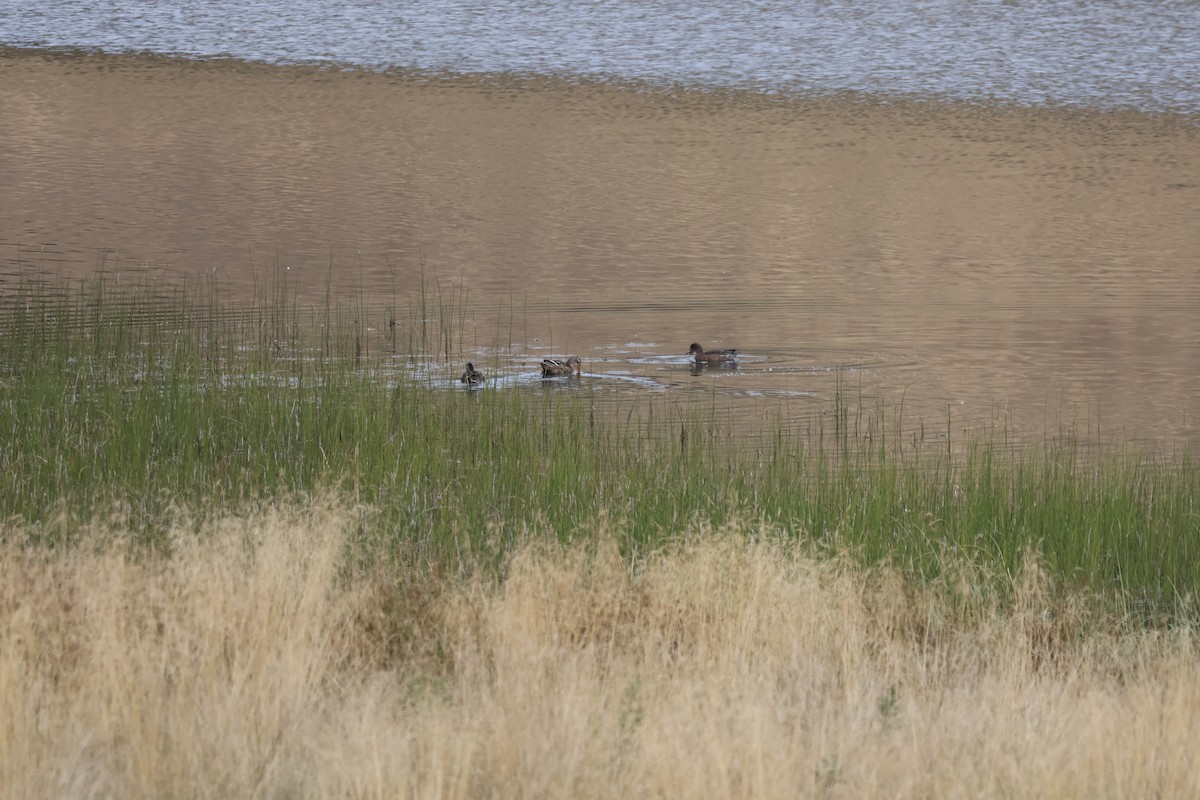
[0,274,1196,610]
[3,505,1200,798]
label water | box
[2,0,1199,113]
[1,3,1198,450]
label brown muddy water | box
[2,50,1198,450]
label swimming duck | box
[540,355,582,377]
[460,362,485,386]
[688,342,737,364]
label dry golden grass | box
[3,503,1199,798]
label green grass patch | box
[0,274,1196,613]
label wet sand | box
[2,49,1198,448]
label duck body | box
[688,342,737,364]
[540,355,582,378]
[460,362,485,386]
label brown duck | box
[540,355,582,377]
[459,362,485,386]
[689,342,737,364]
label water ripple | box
[3,1,1199,113]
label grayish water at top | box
[2,0,1199,114]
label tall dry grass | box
[2,503,1198,798]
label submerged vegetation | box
[0,273,1196,611]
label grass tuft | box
[2,504,1199,797]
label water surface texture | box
[2,0,1199,113]
[2,51,1197,450]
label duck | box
[540,355,582,378]
[688,342,737,364]
[459,362,485,386]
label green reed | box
[0,274,1196,612]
